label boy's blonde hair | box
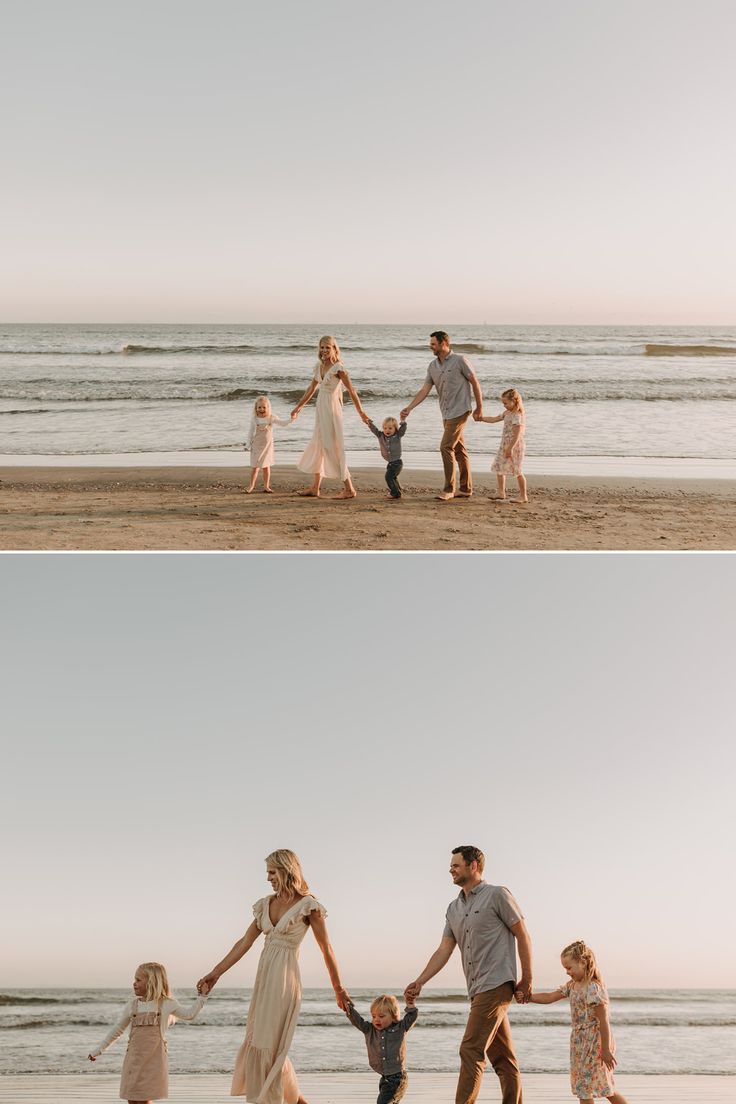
[501,388,524,414]
[382,417,399,432]
[370,994,401,1021]
[137,962,171,1003]
[561,940,603,984]
[265,849,310,898]
[254,395,272,416]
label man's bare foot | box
[454,490,472,498]
[436,491,454,501]
[488,494,507,501]
[263,487,274,494]
[335,489,357,499]
[298,489,320,497]
[511,497,529,504]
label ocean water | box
[1,324,736,469]
[1,988,734,1078]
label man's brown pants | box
[440,412,472,495]
[455,982,522,1104]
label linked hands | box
[514,977,532,1003]
[403,980,422,1004]
[196,972,218,995]
[335,986,352,1010]
[399,407,410,421]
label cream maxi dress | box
[231,894,327,1103]
[297,362,350,480]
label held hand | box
[290,407,300,420]
[197,973,218,995]
[335,986,351,1010]
[473,407,483,421]
[290,411,297,421]
[404,981,422,1004]
[399,407,410,421]
[88,1055,96,1062]
[360,411,370,425]
[405,993,416,1008]
[601,1047,617,1071]
[514,977,532,1003]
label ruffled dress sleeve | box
[558,981,572,998]
[252,897,268,931]
[298,894,327,921]
[509,412,522,427]
[585,981,607,1006]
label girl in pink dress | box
[529,941,630,1104]
[245,396,294,494]
[480,388,528,503]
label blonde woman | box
[197,850,350,1104]
[89,961,208,1104]
[291,335,368,498]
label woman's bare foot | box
[488,494,507,501]
[511,497,529,504]
[298,488,320,497]
[246,487,255,494]
[263,487,274,494]
[335,488,357,499]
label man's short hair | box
[452,845,485,873]
[430,330,450,346]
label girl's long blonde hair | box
[502,387,524,415]
[265,849,310,898]
[137,962,172,1003]
[561,940,603,984]
[254,395,272,416]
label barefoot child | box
[245,396,294,493]
[88,961,208,1103]
[529,941,630,1104]
[345,992,418,1104]
[365,416,407,499]
[480,388,527,502]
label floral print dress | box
[491,410,525,475]
[559,980,616,1099]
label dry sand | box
[1,465,735,551]
[1,1072,732,1102]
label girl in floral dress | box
[529,941,630,1104]
[480,387,528,502]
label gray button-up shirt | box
[443,881,523,998]
[368,420,406,462]
[424,351,477,420]
[345,1003,418,1075]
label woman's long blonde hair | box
[265,849,310,898]
[317,335,341,365]
[561,940,603,984]
[137,962,171,1002]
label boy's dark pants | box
[377,1071,408,1104]
[385,459,403,498]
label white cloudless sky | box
[1,0,735,322]
[2,552,734,989]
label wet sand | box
[3,1072,732,1102]
[1,465,735,551]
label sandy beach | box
[1,464,735,551]
[2,1072,732,1103]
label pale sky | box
[2,552,734,990]
[2,0,736,323]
